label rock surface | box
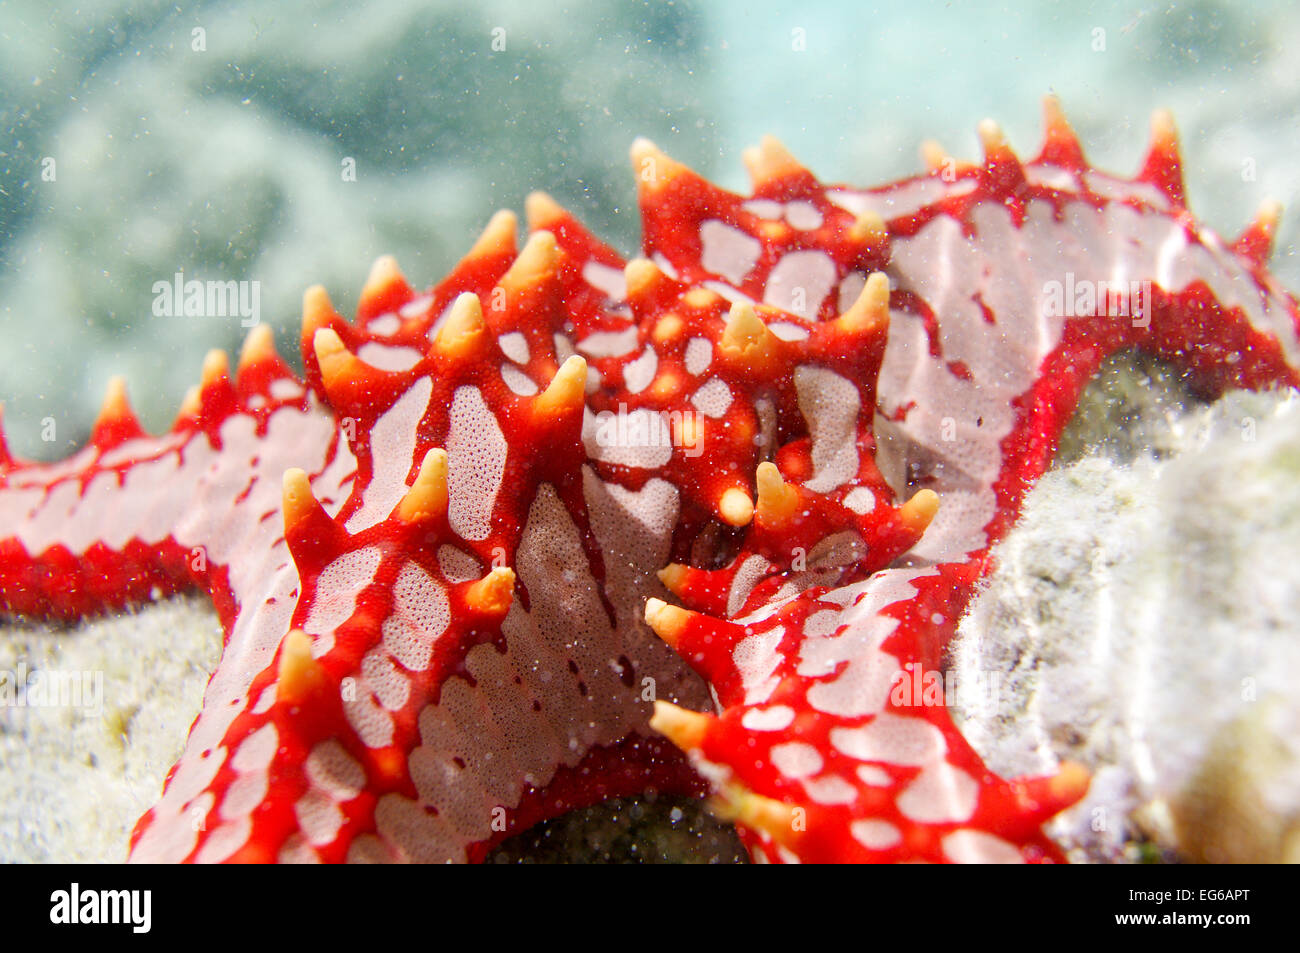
[0,595,220,862]
[951,369,1300,863]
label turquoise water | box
[1,0,1297,458]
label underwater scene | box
[1,0,1298,870]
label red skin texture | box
[1,106,1297,863]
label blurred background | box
[2,0,1298,459]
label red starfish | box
[1,97,1296,862]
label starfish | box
[1,97,1296,863]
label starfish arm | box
[6,101,1300,865]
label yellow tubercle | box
[1149,108,1179,153]
[977,118,1010,158]
[710,781,800,847]
[470,209,519,258]
[624,257,664,302]
[98,376,132,424]
[524,192,564,230]
[500,229,559,293]
[360,255,405,305]
[656,563,689,595]
[649,370,682,401]
[237,323,276,374]
[281,468,318,532]
[755,462,799,525]
[683,287,720,310]
[464,567,516,616]
[649,700,711,752]
[313,328,362,396]
[1048,760,1091,805]
[836,271,891,336]
[849,210,887,245]
[277,629,326,706]
[719,302,778,367]
[1252,199,1283,238]
[301,284,338,339]
[533,355,587,420]
[396,448,448,524]
[898,488,940,535]
[201,349,230,390]
[1041,93,1077,146]
[651,313,684,344]
[643,597,692,647]
[630,137,689,192]
[920,140,951,172]
[177,385,202,421]
[742,134,807,187]
[368,748,408,787]
[718,486,755,527]
[434,293,488,358]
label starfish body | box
[1,99,1296,863]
